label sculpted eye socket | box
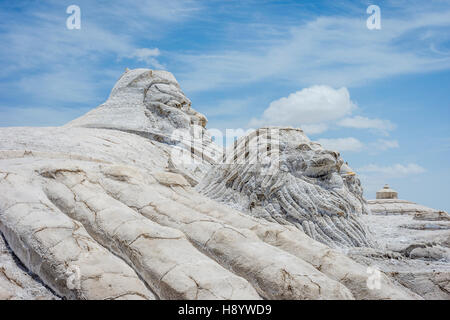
[297,144,312,151]
[331,151,340,159]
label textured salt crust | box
[197,127,374,249]
[0,235,58,300]
[0,68,435,300]
[368,199,447,216]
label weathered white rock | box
[197,127,374,249]
[368,199,448,216]
[0,68,426,300]
[42,163,260,300]
[66,68,220,185]
[90,166,353,300]
[169,185,419,299]
[0,234,57,300]
[0,167,155,300]
[353,201,450,299]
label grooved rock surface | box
[0,68,427,300]
[197,128,374,249]
[352,200,450,299]
[66,68,221,185]
[0,234,57,300]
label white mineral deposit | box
[1,69,448,300]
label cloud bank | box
[358,163,426,178]
[317,137,364,152]
[249,86,356,130]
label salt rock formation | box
[66,68,221,185]
[350,186,450,299]
[0,69,420,300]
[0,235,57,300]
[368,199,448,216]
[197,127,375,249]
[368,184,449,216]
[355,209,450,299]
[367,185,449,257]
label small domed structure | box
[376,184,398,199]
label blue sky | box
[0,0,449,211]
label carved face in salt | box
[198,127,374,248]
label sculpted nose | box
[324,150,340,160]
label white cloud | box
[316,137,364,152]
[310,137,398,154]
[358,163,426,177]
[301,123,328,135]
[0,1,201,108]
[200,97,256,117]
[175,9,450,92]
[101,0,203,25]
[246,86,397,141]
[358,163,427,196]
[337,116,395,134]
[249,85,356,129]
[370,139,399,151]
[127,48,164,69]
